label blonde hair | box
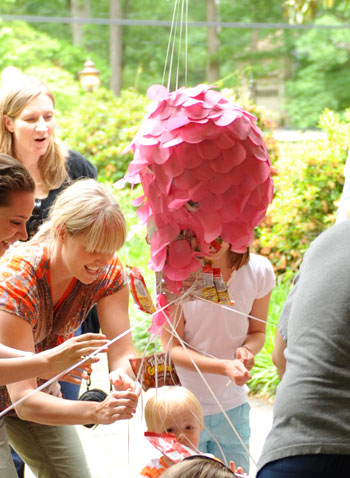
[0,76,68,190]
[33,179,126,254]
[0,153,35,206]
[161,455,236,478]
[145,386,204,432]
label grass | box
[248,273,293,399]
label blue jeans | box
[59,326,82,400]
[198,402,250,472]
[257,454,350,478]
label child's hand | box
[224,359,251,386]
[229,460,247,476]
[236,345,254,371]
[109,368,141,396]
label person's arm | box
[161,304,251,386]
[0,333,108,385]
[97,284,141,392]
[272,330,287,378]
[235,291,271,370]
[1,311,138,425]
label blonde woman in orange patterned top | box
[0,178,140,478]
[0,154,107,385]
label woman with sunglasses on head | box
[0,178,140,478]
[0,155,109,478]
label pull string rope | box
[194,295,277,328]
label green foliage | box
[253,108,349,275]
[283,0,350,23]
[285,14,350,127]
[248,273,292,397]
[58,87,149,182]
[111,184,158,354]
[222,88,281,166]
[0,20,110,88]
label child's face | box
[208,240,230,260]
[160,408,202,451]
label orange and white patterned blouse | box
[138,457,170,477]
[0,241,126,410]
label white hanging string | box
[162,0,179,87]
[185,0,188,85]
[175,0,185,90]
[193,295,277,328]
[162,0,189,91]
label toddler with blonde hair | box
[139,385,204,477]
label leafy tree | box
[283,0,350,23]
[285,14,350,126]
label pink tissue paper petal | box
[161,152,185,178]
[163,256,201,281]
[167,115,191,131]
[192,164,214,181]
[174,169,199,190]
[148,293,170,335]
[180,124,205,144]
[210,154,235,174]
[213,131,236,150]
[147,84,169,101]
[132,195,145,207]
[197,140,221,160]
[168,239,193,268]
[214,109,242,127]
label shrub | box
[248,272,293,398]
[58,88,150,183]
[112,184,158,353]
[0,20,109,88]
[252,109,349,275]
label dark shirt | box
[27,150,97,237]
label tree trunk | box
[110,0,123,96]
[71,0,90,46]
[206,0,220,83]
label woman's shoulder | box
[0,242,49,280]
[66,150,97,180]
